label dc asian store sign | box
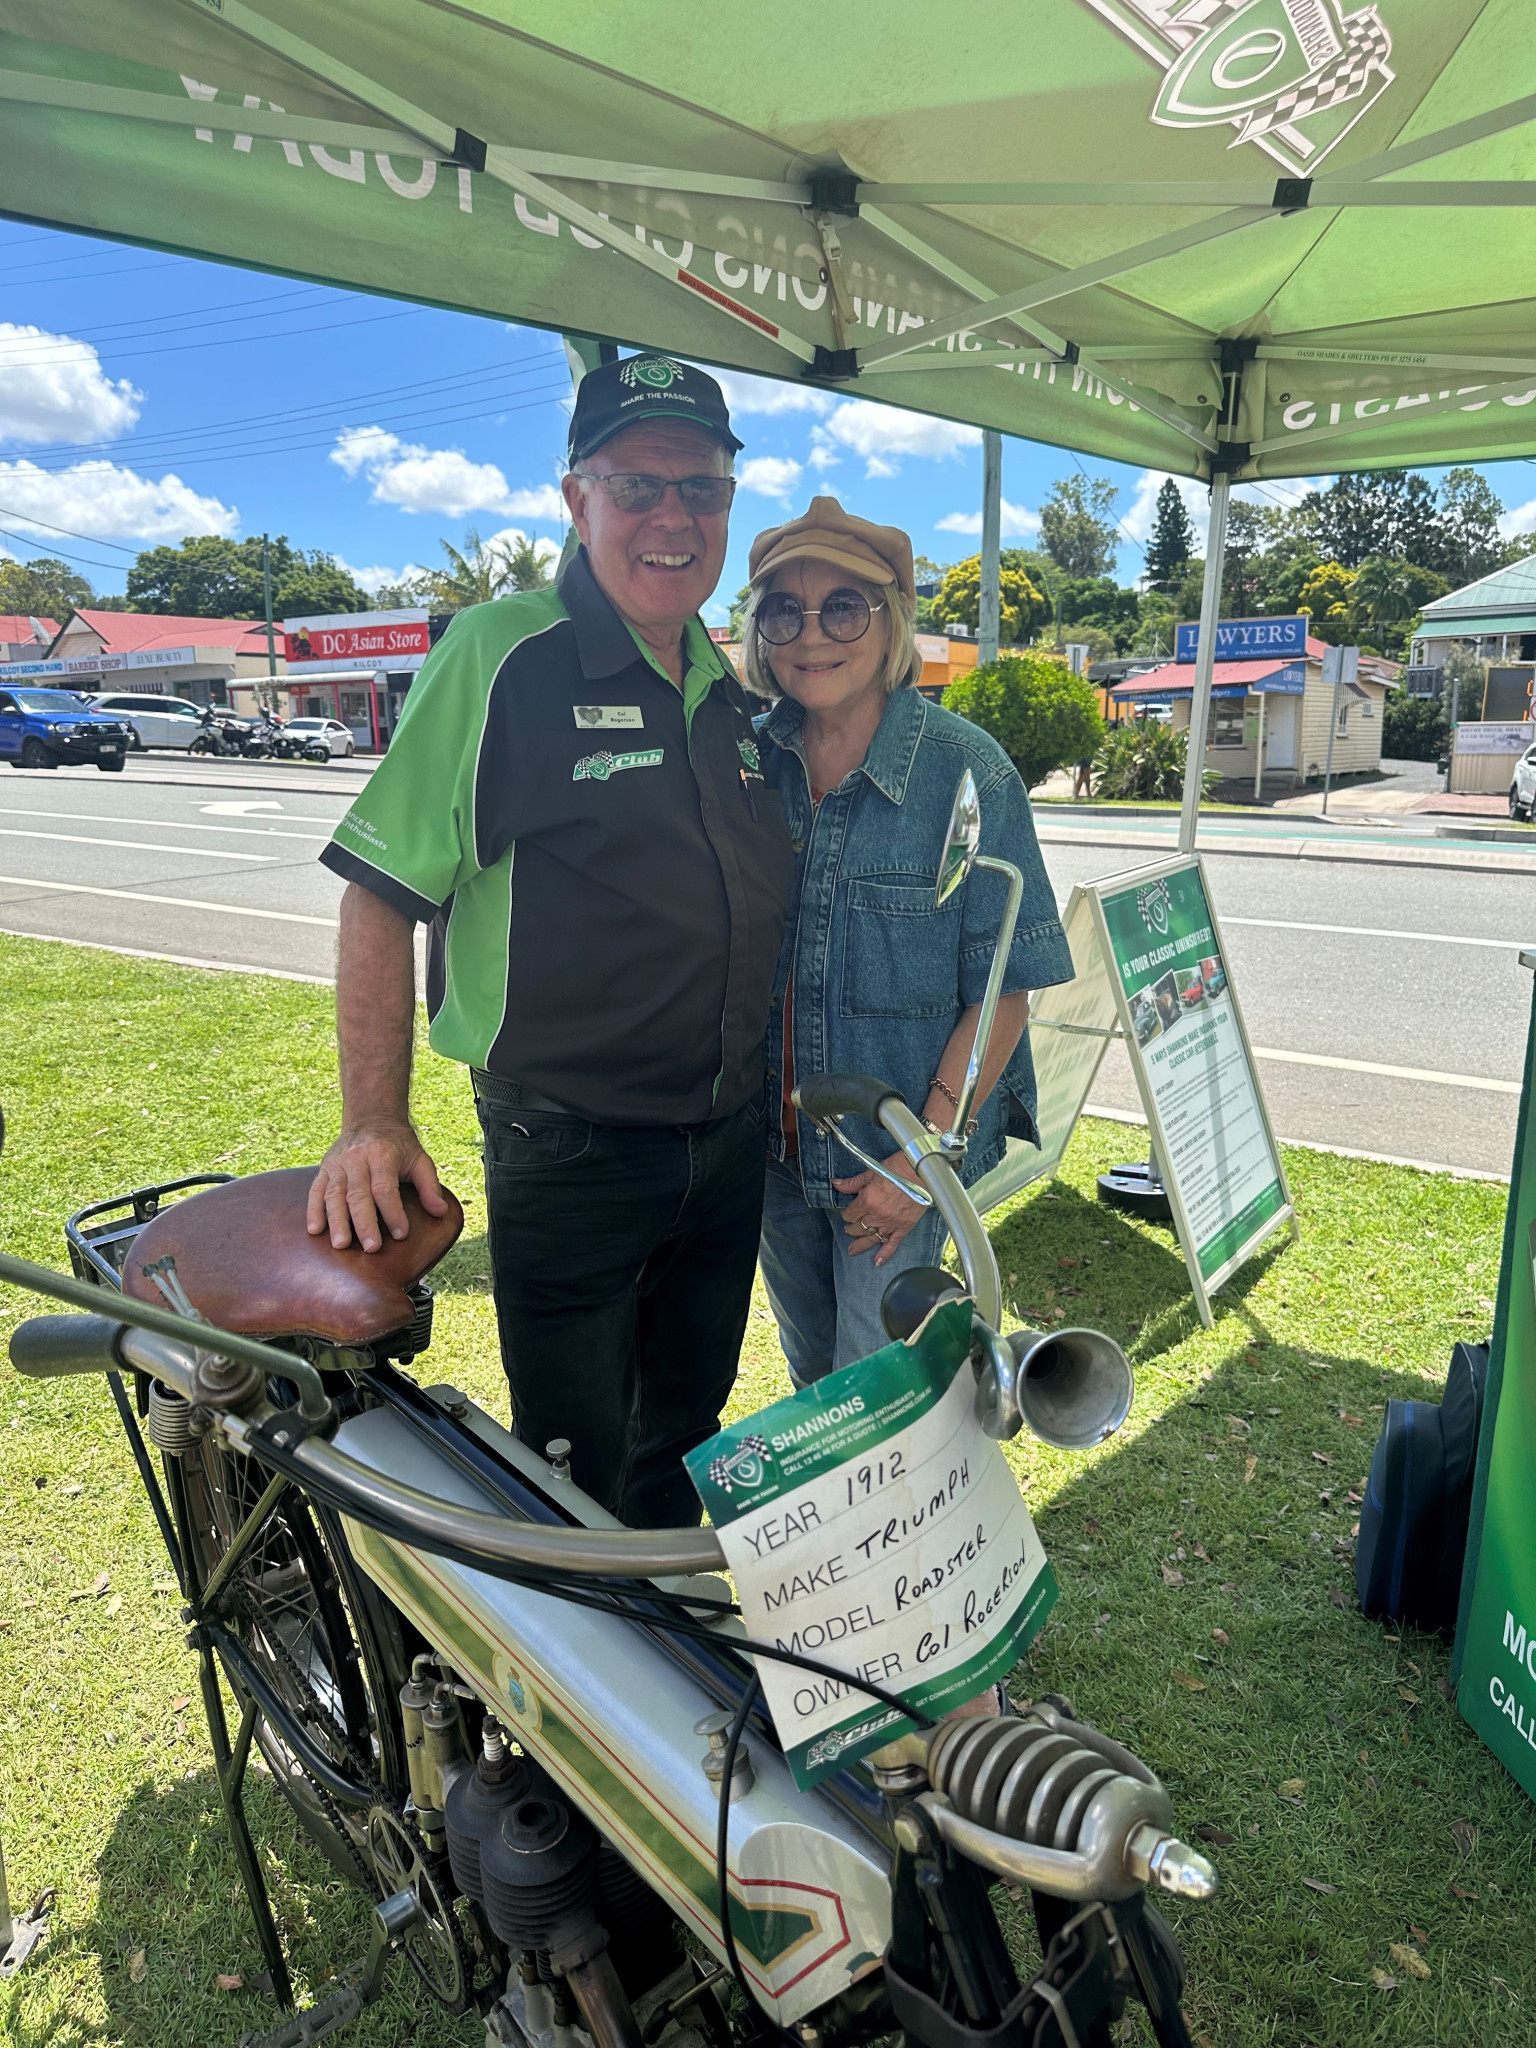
[1175,616,1309,665]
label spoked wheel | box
[173,1431,394,1885]
[366,1803,474,2012]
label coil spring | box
[147,1382,197,1458]
[927,1713,1137,1853]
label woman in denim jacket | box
[748,497,1074,1385]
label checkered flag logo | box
[710,1434,771,1495]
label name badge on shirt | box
[573,705,644,730]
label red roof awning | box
[1112,655,1309,698]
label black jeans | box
[474,1078,767,1528]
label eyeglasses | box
[576,471,736,514]
[755,589,885,646]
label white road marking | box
[0,826,278,861]
[0,927,334,983]
[200,800,286,815]
[1222,914,1528,952]
[1249,1045,1521,1093]
[1082,1101,1507,1182]
[0,874,336,925]
[0,804,327,841]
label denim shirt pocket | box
[839,879,960,1018]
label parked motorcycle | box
[2,773,1215,2048]
[239,711,285,759]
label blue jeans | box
[759,1154,950,1386]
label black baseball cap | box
[567,354,743,466]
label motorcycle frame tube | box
[113,1331,728,1576]
[330,1404,893,2024]
[877,1101,1002,1328]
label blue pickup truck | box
[0,687,133,771]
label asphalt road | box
[1,755,1532,1175]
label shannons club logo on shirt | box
[572,747,665,783]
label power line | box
[0,305,418,373]
[0,524,130,574]
[11,350,568,472]
[0,283,335,353]
[1,255,187,288]
[0,507,139,553]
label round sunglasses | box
[756,589,885,646]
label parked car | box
[282,715,356,758]
[1510,743,1536,821]
[0,688,131,771]
[85,692,213,752]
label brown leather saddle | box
[123,1168,465,1346]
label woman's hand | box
[834,1154,927,1266]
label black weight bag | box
[1355,1341,1488,1634]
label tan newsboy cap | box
[748,494,915,602]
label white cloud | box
[935,499,1042,539]
[498,484,567,522]
[335,556,431,595]
[1498,496,1536,538]
[807,443,841,472]
[483,526,562,564]
[737,455,804,501]
[711,369,834,418]
[811,400,981,480]
[0,325,141,446]
[0,458,237,542]
[330,427,567,522]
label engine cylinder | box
[445,1734,534,1904]
[479,1791,600,1952]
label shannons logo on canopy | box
[1082,0,1395,177]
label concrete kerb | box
[1034,824,1536,879]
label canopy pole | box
[1178,469,1230,853]
[979,431,1002,665]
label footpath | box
[1032,806,1536,876]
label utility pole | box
[978,430,1001,665]
[261,534,277,714]
[1177,470,1230,855]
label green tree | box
[1294,470,1444,572]
[1296,561,1357,643]
[933,556,1048,645]
[727,583,751,637]
[1039,475,1120,578]
[1144,479,1196,595]
[1349,557,1449,655]
[1131,593,1176,657]
[126,535,369,617]
[1440,646,1487,722]
[417,527,550,611]
[0,555,94,620]
[944,652,1102,791]
[1381,692,1450,762]
[1436,467,1509,586]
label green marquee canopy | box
[3,0,1534,485]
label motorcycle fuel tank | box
[333,1404,891,2024]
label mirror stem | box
[950,853,1025,1140]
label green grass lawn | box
[1,933,1531,2048]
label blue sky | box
[4,223,1535,627]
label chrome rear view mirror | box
[935,769,981,906]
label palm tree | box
[422,527,552,610]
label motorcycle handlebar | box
[793,1073,900,1125]
[8,1312,126,1378]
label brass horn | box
[1006,1327,1134,1451]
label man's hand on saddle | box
[306,1122,450,1253]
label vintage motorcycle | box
[3,773,1216,2048]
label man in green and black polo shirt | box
[309,357,794,1526]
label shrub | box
[1092,718,1218,801]
[944,653,1103,792]
[1382,691,1449,762]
